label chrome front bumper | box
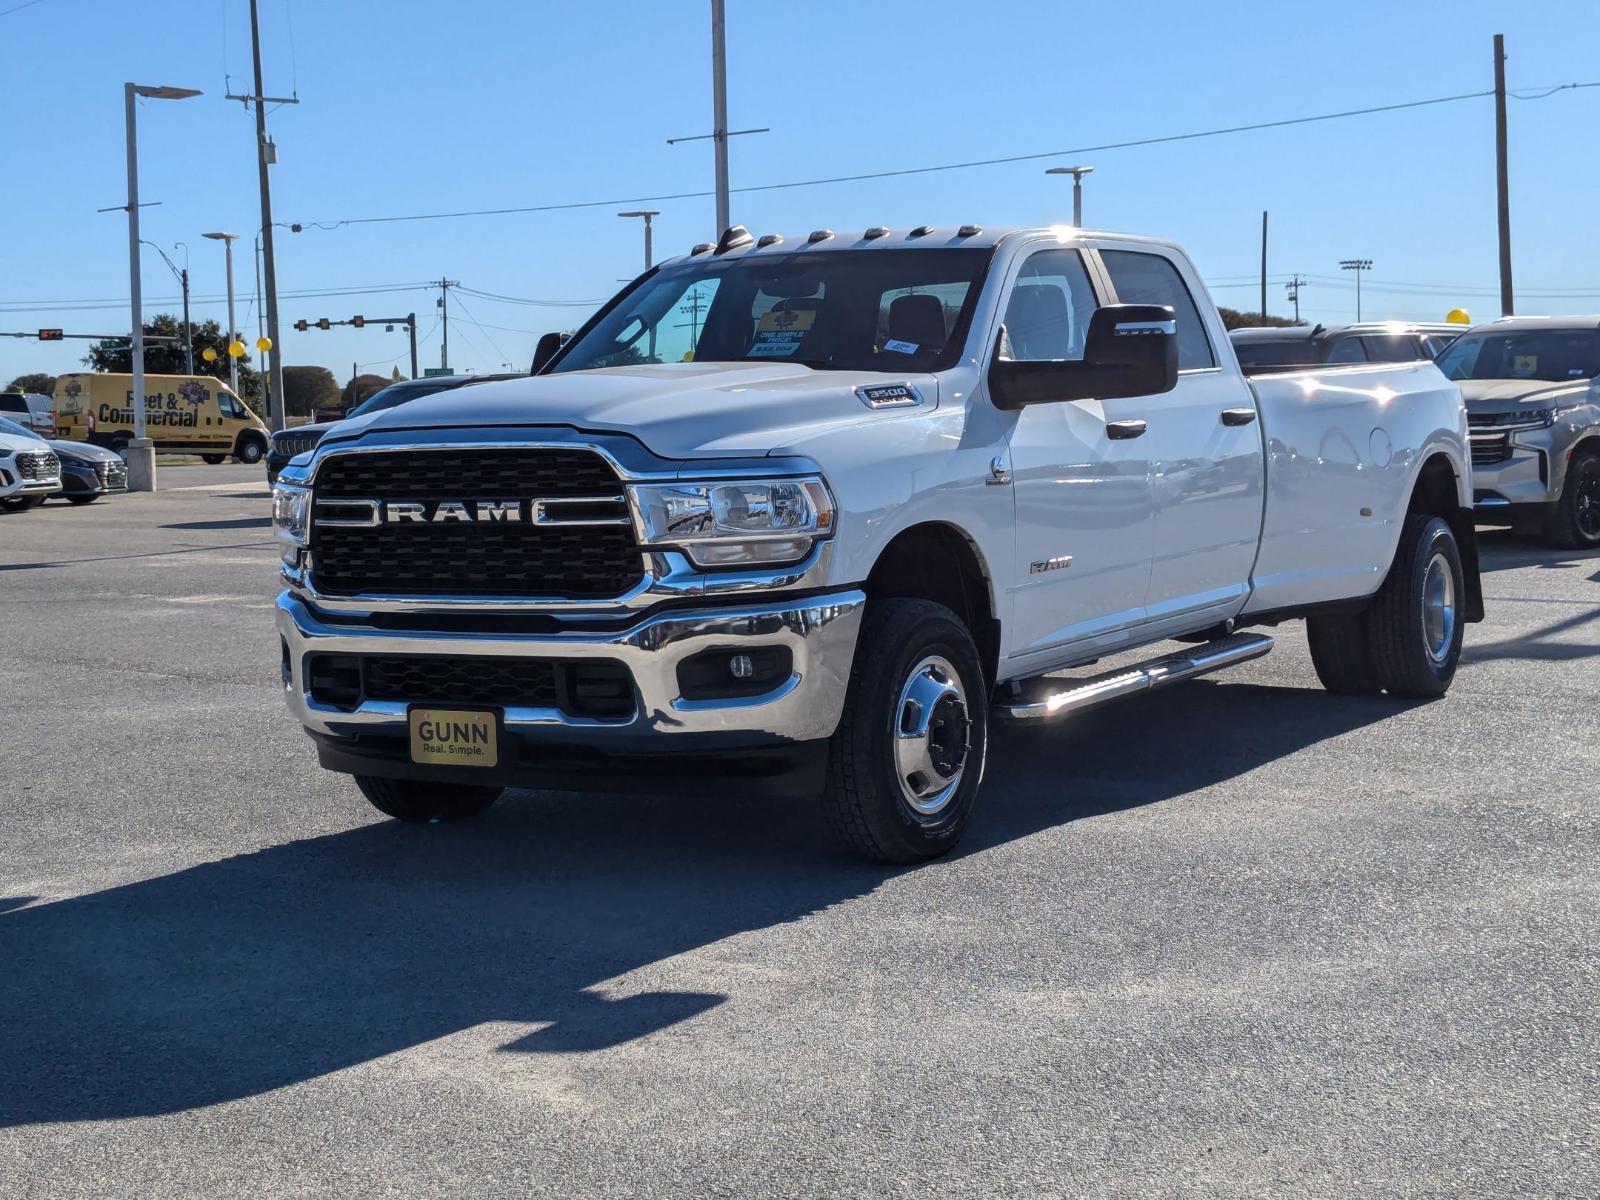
[277,588,866,748]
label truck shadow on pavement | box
[0,681,1399,1126]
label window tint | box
[1326,338,1366,364]
[998,249,1099,361]
[1101,250,1215,370]
[1231,338,1325,369]
[1437,329,1600,382]
[0,395,25,413]
[1361,334,1428,363]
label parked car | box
[49,437,130,504]
[265,373,525,483]
[1231,322,1461,374]
[1436,316,1600,547]
[271,223,1482,862]
[52,372,270,464]
[0,391,57,435]
[0,416,62,511]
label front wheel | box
[822,598,988,863]
[201,454,226,465]
[233,436,266,465]
[1,495,46,512]
[1544,448,1600,549]
[354,775,502,823]
[67,494,99,505]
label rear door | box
[1099,247,1264,629]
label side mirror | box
[988,304,1179,410]
[531,331,570,374]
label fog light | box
[729,654,754,679]
[677,646,792,701]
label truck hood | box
[332,362,938,459]
[1459,378,1593,415]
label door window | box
[1101,250,1216,370]
[1326,338,1367,364]
[998,249,1099,361]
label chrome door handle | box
[1220,408,1258,426]
[1105,419,1147,440]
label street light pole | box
[618,210,659,271]
[711,0,729,234]
[1044,165,1095,226]
[1340,258,1373,322]
[203,231,241,393]
[123,81,201,492]
[247,0,286,432]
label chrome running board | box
[994,632,1275,723]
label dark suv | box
[266,374,520,483]
[1230,322,1461,375]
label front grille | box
[306,653,636,718]
[310,448,644,598]
[95,460,128,488]
[1471,434,1512,466]
[367,655,559,706]
[274,432,321,459]
[16,451,58,481]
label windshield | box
[0,416,44,440]
[349,380,462,418]
[1436,328,1600,382]
[552,248,994,375]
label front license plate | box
[408,707,500,768]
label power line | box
[0,0,48,16]
[449,293,513,366]
[300,84,1600,230]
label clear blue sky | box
[4,0,1599,386]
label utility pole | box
[407,312,418,378]
[1340,258,1373,321]
[436,279,458,371]
[1259,211,1268,320]
[666,1,767,236]
[230,0,299,432]
[179,268,194,374]
[1285,274,1308,323]
[1493,33,1514,316]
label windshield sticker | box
[749,307,815,357]
[1512,355,1539,377]
[883,338,919,355]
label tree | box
[83,314,262,407]
[282,365,340,418]
[1217,307,1300,331]
[390,366,404,382]
[7,372,55,396]
[342,373,392,407]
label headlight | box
[272,483,310,566]
[629,477,835,567]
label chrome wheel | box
[1421,551,1457,664]
[892,655,970,816]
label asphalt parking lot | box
[1,465,1595,1199]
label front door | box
[998,247,1155,667]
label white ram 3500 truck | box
[272,225,1482,862]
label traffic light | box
[316,318,331,331]
[351,315,365,328]
[38,328,63,341]
[293,320,309,332]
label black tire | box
[1365,514,1466,698]
[822,598,988,863]
[201,454,227,465]
[1543,448,1600,550]
[354,775,502,823]
[109,434,132,461]
[1,495,46,511]
[66,494,99,505]
[1306,612,1382,695]
[234,436,266,465]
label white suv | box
[0,417,62,511]
[0,391,55,435]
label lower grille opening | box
[307,653,636,720]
